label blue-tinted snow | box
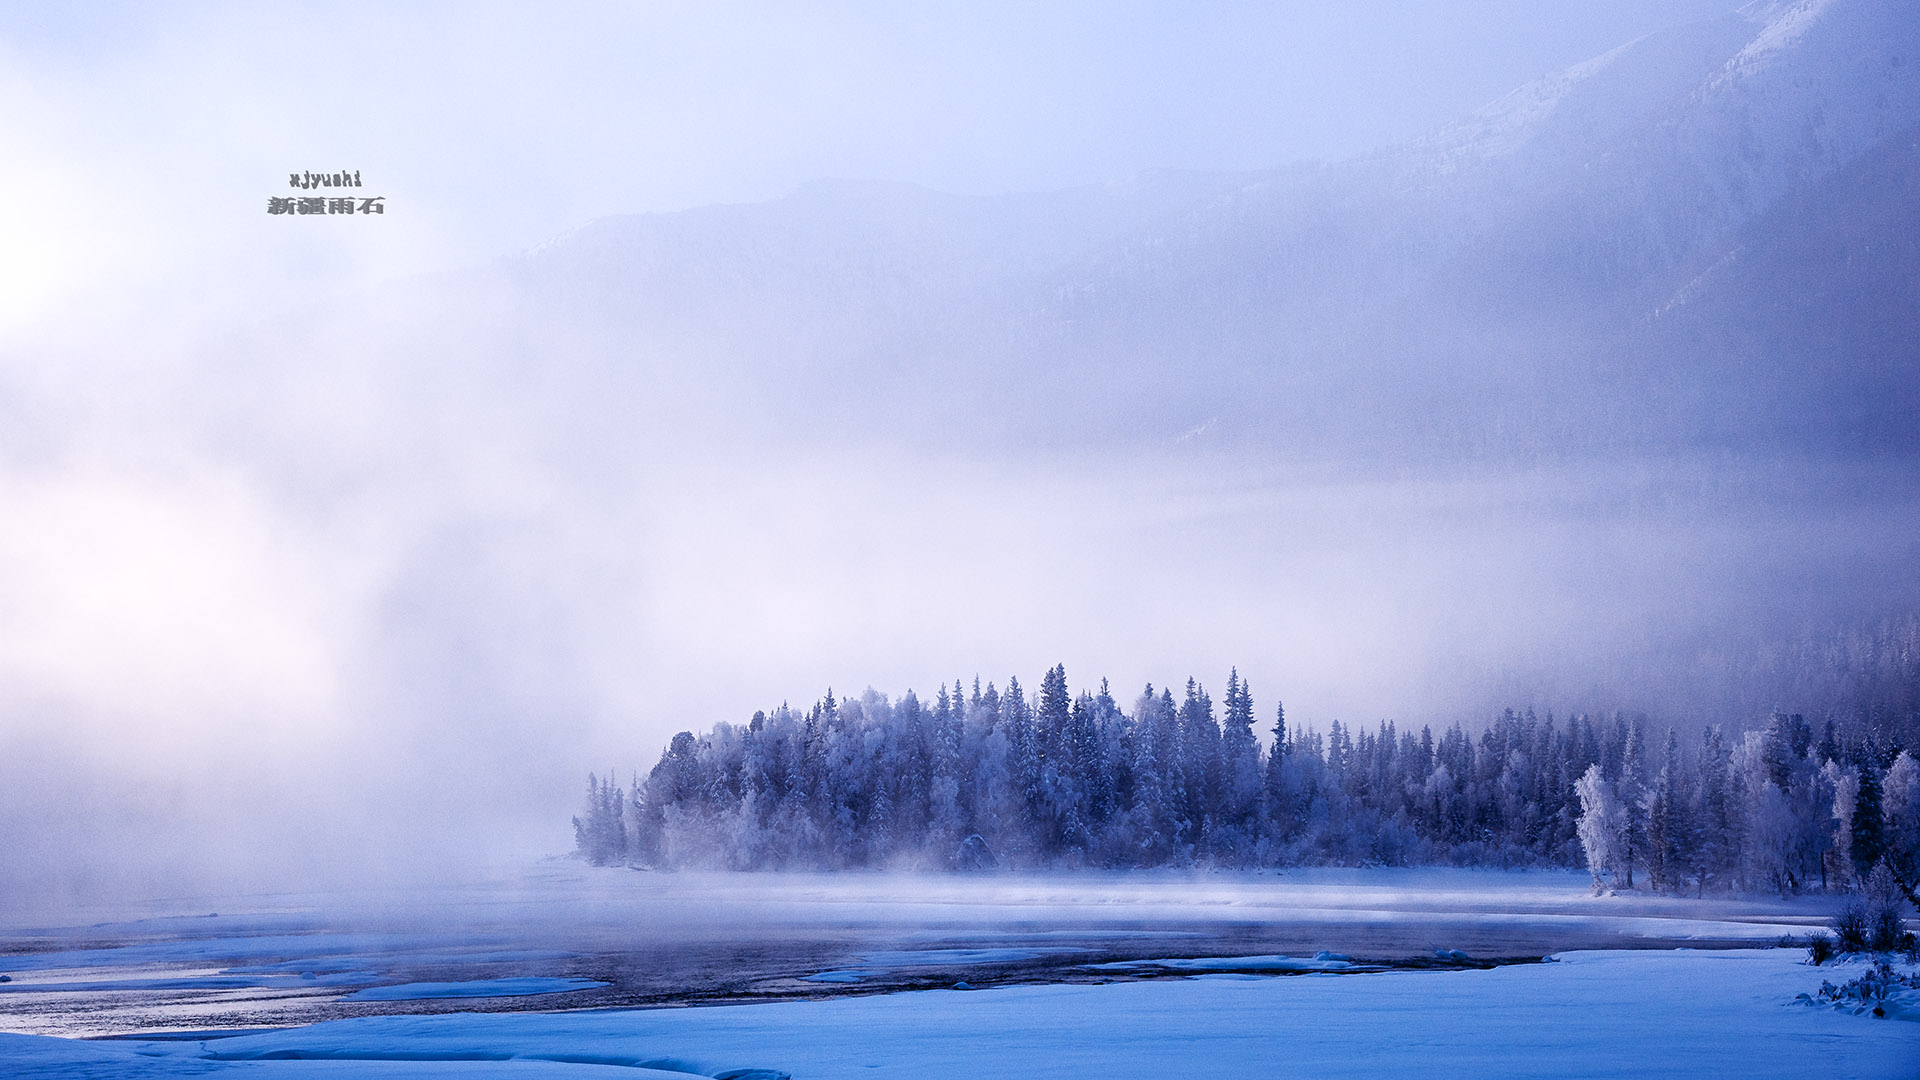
[2,950,1914,1078]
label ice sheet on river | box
[2,949,1914,1079]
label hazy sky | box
[8,0,1869,902]
[1,1,1739,336]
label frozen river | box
[5,865,1913,1078]
[0,863,1839,1039]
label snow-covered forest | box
[577,622,1920,894]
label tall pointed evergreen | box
[1619,717,1647,888]
[1851,753,1888,879]
[1220,669,1261,849]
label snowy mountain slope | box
[1397,9,1763,173]
[980,0,1917,456]
[1635,120,1920,454]
[1351,0,1918,307]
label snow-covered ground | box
[2,949,1914,1078]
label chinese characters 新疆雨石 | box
[268,170,383,215]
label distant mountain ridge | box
[479,0,1917,465]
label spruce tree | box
[1701,725,1737,888]
[1851,755,1888,877]
[1620,718,1647,888]
[1039,665,1072,769]
[1219,670,1261,851]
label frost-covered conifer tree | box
[572,772,631,867]
[1219,672,1262,860]
[1033,665,1081,856]
[1263,701,1292,839]
[928,683,965,851]
[1696,726,1736,890]
[1643,728,1698,893]
[1734,730,1794,892]
[1127,685,1179,863]
[1178,679,1220,853]
[1619,718,1647,888]
[1824,759,1859,887]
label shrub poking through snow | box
[1807,933,1835,965]
[1826,863,1917,958]
[1833,898,1871,953]
[1799,959,1920,1018]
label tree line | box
[575,635,1920,898]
